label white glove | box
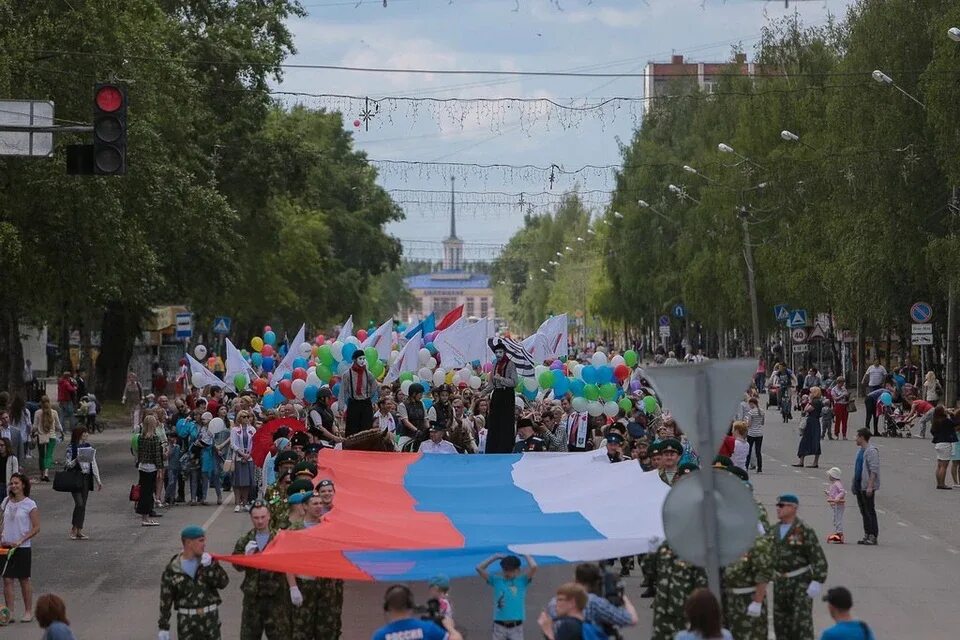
[746,601,762,617]
[200,552,212,567]
[806,580,822,599]
[290,586,304,607]
[244,540,259,555]
[158,631,170,640]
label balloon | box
[433,369,446,386]
[458,368,471,383]
[522,386,538,401]
[353,119,361,128]
[445,371,455,385]
[629,380,641,392]
[251,352,263,367]
[263,325,272,333]
[281,372,292,381]
[299,342,313,356]
[535,365,548,378]
[642,395,659,414]
[194,345,207,360]
[469,376,482,390]
[584,383,600,401]
[613,364,630,382]
[427,357,438,370]
[357,329,368,341]
[252,378,268,396]
[291,378,306,399]
[262,344,275,358]
[425,331,438,342]
[191,373,204,388]
[420,381,431,395]
[251,337,264,352]
[624,349,638,367]
[332,382,341,397]
[423,398,434,410]
[317,345,334,366]
[261,391,277,410]
[372,360,385,378]
[315,334,326,346]
[482,362,493,373]
[587,401,603,417]
[304,385,319,404]
[208,417,226,435]
[306,372,321,387]
[550,360,563,370]
[292,367,307,381]
[611,355,625,368]
[570,379,586,397]
[596,366,614,384]
[389,350,400,364]
[342,343,357,362]
[599,382,617,401]
[316,364,333,382]
[538,370,555,389]
[523,376,539,392]
[603,401,620,417]
[400,380,413,395]
[331,341,344,362]
[571,396,588,412]
[591,351,608,367]
[233,373,248,389]
[619,397,634,413]
[206,356,216,368]
[418,348,431,365]
[418,367,432,380]
[279,379,295,399]
[552,375,570,396]
[364,347,379,363]
[263,330,277,346]
[425,341,437,356]
[345,336,361,347]
[292,357,308,370]
[880,392,893,406]
[399,371,414,382]
[581,365,597,384]
[261,356,275,373]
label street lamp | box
[780,129,820,152]
[555,252,563,257]
[613,211,624,219]
[872,69,926,109]
[947,26,960,42]
[668,183,701,204]
[576,236,585,242]
[540,268,548,274]
[638,199,676,224]
[718,142,766,171]
[565,245,574,251]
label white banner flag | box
[271,324,306,387]
[435,318,494,369]
[187,354,226,389]
[537,314,569,359]
[385,334,422,384]
[337,315,354,343]
[225,338,258,391]
[362,318,394,362]
[522,332,551,365]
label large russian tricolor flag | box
[225,450,670,581]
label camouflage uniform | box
[265,485,287,530]
[233,529,290,640]
[640,542,708,640]
[721,528,775,640]
[769,518,828,640]
[657,468,677,486]
[288,521,342,640]
[158,554,229,640]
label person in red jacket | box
[57,371,77,431]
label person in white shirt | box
[373,397,397,434]
[418,424,458,454]
[861,359,887,392]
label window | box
[435,296,457,317]
[466,297,475,317]
[480,297,489,317]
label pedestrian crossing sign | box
[774,304,790,322]
[787,309,808,328]
[213,316,232,335]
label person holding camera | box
[371,585,451,640]
[539,563,638,636]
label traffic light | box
[92,83,126,175]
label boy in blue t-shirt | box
[820,586,875,640]
[475,553,537,639]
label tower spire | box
[449,175,457,239]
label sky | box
[277,0,856,261]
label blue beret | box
[428,574,450,589]
[777,493,799,505]
[181,525,205,539]
[288,491,311,505]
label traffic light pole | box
[0,124,93,134]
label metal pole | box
[740,211,761,357]
[696,368,722,597]
[948,187,958,406]
[0,124,93,133]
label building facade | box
[642,53,769,115]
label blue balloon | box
[262,393,277,410]
[880,392,893,406]
[251,352,263,367]
[332,382,341,398]
[342,343,357,362]
[471,359,481,367]
[423,398,433,410]
[421,381,431,395]
[553,375,570,396]
[304,385,319,403]
[522,386,537,401]
[597,366,614,384]
[261,356,275,372]
[426,341,437,355]
[293,357,308,370]
[278,345,287,358]
[570,379,586,397]
[264,330,277,346]
[581,365,597,384]
[281,372,292,381]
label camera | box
[414,598,444,628]
[601,569,625,607]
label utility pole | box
[946,186,958,406]
[739,207,761,357]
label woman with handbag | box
[135,416,163,526]
[64,427,101,540]
[30,397,63,483]
[229,410,257,512]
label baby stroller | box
[878,403,910,438]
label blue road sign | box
[673,304,686,319]
[175,312,193,339]
[774,304,790,322]
[786,309,808,328]
[659,315,670,327]
[909,301,933,324]
[213,316,232,335]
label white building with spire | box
[402,177,495,323]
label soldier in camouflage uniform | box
[234,501,290,640]
[288,492,341,640]
[266,469,294,529]
[769,493,828,640]
[317,479,343,639]
[277,478,313,530]
[656,438,682,486]
[640,541,708,640]
[158,525,230,640]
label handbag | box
[52,466,84,493]
[848,398,858,413]
[223,458,235,474]
[129,483,141,502]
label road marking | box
[897,521,908,527]
[922,457,931,461]
[921,535,932,540]
[949,549,959,555]
[781,464,788,468]
[907,452,916,456]
[877,509,886,514]
[201,493,236,532]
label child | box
[78,395,90,427]
[475,553,537,639]
[85,393,99,430]
[427,574,453,619]
[821,398,835,441]
[824,467,845,543]
[165,433,182,506]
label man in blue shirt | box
[371,585,449,640]
[476,553,538,640]
[820,586,875,640]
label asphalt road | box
[2,402,958,639]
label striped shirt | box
[746,407,764,437]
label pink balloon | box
[263,325,272,333]
[482,362,493,373]
[353,119,361,128]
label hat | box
[352,350,365,361]
[827,467,842,479]
[648,440,663,454]
[428,574,450,590]
[777,493,799,506]
[660,438,683,455]
[317,479,334,489]
[523,435,547,452]
[291,432,310,448]
[677,461,700,475]
[288,491,311,505]
[304,443,323,454]
[408,383,424,395]
[517,417,535,430]
[429,422,446,432]
[606,432,625,445]
[181,525,205,540]
[822,586,853,610]
[712,455,733,469]
[287,478,314,496]
[294,461,317,478]
[276,450,299,466]
[499,555,521,570]
[273,426,292,441]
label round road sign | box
[909,302,933,324]
[791,328,807,342]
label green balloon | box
[318,344,335,366]
[399,371,414,382]
[364,347,379,363]
[538,370,555,389]
[584,383,600,401]
[372,360,385,378]
[618,397,633,413]
[643,395,659,414]
[600,382,617,401]
[316,364,333,382]
[624,349,638,367]
[234,373,248,389]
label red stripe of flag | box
[436,304,464,331]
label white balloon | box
[587,401,604,416]
[571,363,583,380]
[603,401,619,417]
[591,352,608,367]
[523,376,538,392]
[306,372,322,387]
[208,417,226,435]
[428,357,438,370]
[194,345,207,360]
[191,373,204,388]
[331,341,344,361]
[292,378,306,399]
[535,365,548,378]
[458,368,471,382]
[299,342,313,356]
[389,350,400,364]
[201,411,213,423]
[419,348,432,365]
[336,361,351,375]
[432,369,446,386]
[400,380,413,395]
[346,336,361,347]
[571,396,588,412]
[611,355,625,367]
[469,375,482,390]
[418,367,432,380]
